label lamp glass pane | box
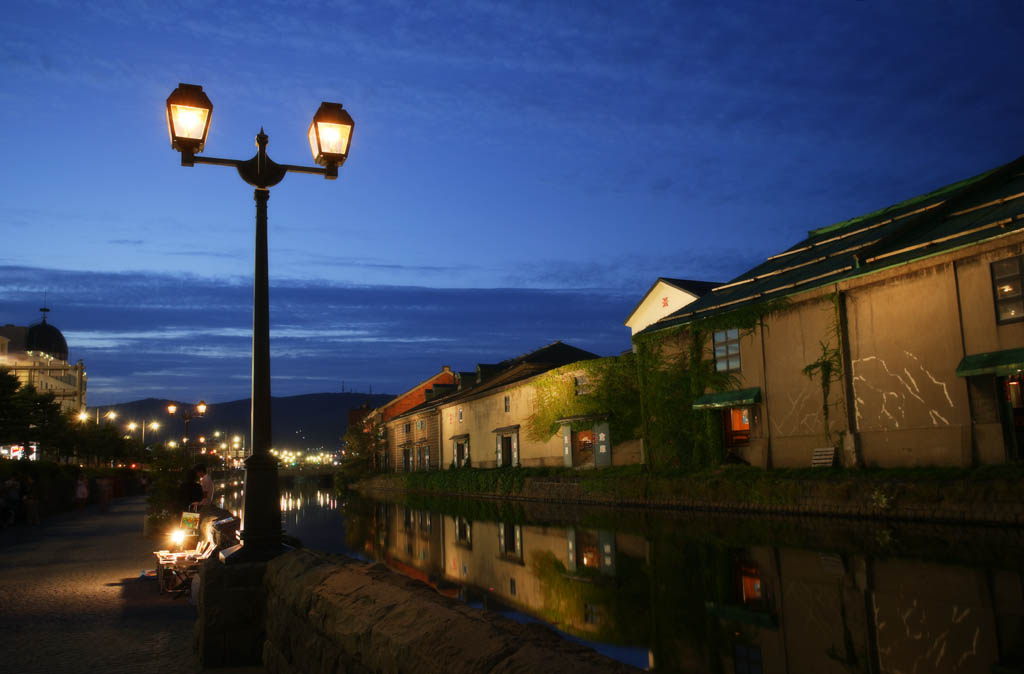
[316,121,351,156]
[170,104,209,140]
[308,125,319,159]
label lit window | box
[713,329,741,372]
[993,256,1024,323]
[458,408,463,422]
[725,407,750,446]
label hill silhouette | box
[88,392,394,451]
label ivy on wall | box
[801,292,844,448]
[526,354,642,447]
[633,299,790,472]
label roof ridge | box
[807,166,999,238]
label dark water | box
[218,479,1024,673]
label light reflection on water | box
[219,481,1024,673]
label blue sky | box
[2,1,1023,404]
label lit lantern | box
[166,83,213,153]
[308,102,354,167]
[196,400,208,416]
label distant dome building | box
[0,306,87,416]
[26,309,69,361]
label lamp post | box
[167,400,207,461]
[165,83,353,563]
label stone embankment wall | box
[262,549,638,674]
[364,475,1024,526]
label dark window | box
[733,644,763,674]
[583,603,597,625]
[503,523,517,553]
[509,578,517,596]
[725,407,751,446]
[574,375,592,395]
[993,256,1024,323]
[504,395,510,412]
[456,517,472,548]
[714,329,741,372]
[403,422,411,434]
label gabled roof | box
[624,277,722,326]
[386,342,600,421]
[638,154,1024,336]
[659,278,723,296]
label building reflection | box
[346,501,1024,673]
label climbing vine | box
[632,298,790,472]
[802,292,844,447]
[527,354,642,447]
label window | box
[509,578,517,596]
[993,256,1024,323]
[456,517,472,548]
[498,522,522,561]
[504,395,510,413]
[403,422,411,434]
[583,603,597,625]
[739,564,763,605]
[458,408,463,423]
[574,374,593,395]
[733,644,763,674]
[714,329,741,372]
[454,438,469,467]
[416,419,425,430]
[725,407,751,446]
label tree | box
[338,416,381,484]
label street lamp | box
[165,82,354,563]
[167,400,207,460]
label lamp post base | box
[220,451,285,564]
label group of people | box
[178,464,214,512]
[1,474,39,526]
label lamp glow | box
[165,83,213,153]
[308,102,354,167]
[170,529,186,546]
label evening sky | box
[1,1,1023,404]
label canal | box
[218,478,1024,673]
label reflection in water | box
[224,482,1024,673]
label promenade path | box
[0,495,261,674]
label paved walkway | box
[0,496,260,674]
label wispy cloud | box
[1,265,634,404]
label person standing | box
[178,467,203,511]
[74,474,89,509]
[195,464,214,508]
[22,475,40,525]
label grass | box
[358,462,1024,510]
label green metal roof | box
[637,155,1024,338]
[956,348,1024,377]
[692,387,762,409]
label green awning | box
[692,387,761,410]
[956,348,1024,377]
[704,602,777,629]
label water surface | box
[220,478,1024,673]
